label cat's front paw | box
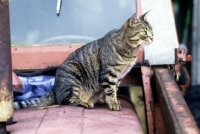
[108,101,121,111]
[81,101,94,109]
[69,98,94,109]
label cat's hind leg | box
[69,87,94,109]
[90,91,104,104]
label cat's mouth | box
[139,42,151,48]
[137,44,143,49]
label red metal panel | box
[154,68,200,134]
[11,45,82,70]
[37,106,83,134]
[7,103,143,134]
[142,67,166,134]
[136,0,142,16]
[83,108,143,134]
[7,109,47,134]
[141,66,155,134]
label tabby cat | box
[14,11,153,111]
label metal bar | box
[136,0,142,16]
[154,68,199,134]
[0,0,14,133]
[141,66,155,134]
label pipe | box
[0,0,14,133]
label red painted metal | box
[141,66,155,134]
[141,67,166,134]
[154,68,200,134]
[11,45,82,70]
[154,103,165,134]
[7,99,143,134]
[136,0,142,16]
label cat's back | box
[58,29,119,78]
[67,29,118,61]
[66,39,101,63]
[57,39,103,81]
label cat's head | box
[123,11,154,48]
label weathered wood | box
[0,0,14,123]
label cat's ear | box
[140,10,150,22]
[129,13,139,27]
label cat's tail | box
[14,66,58,77]
[14,90,56,110]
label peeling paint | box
[0,80,12,102]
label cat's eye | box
[140,31,147,36]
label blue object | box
[14,75,55,101]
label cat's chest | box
[118,59,136,79]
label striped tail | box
[14,90,56,110]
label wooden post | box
[0,0,14,133]
[192,0,200,85]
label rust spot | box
[0,0,9,5]
[0,80,12,101]
[179,58,183,62]
[0,0,13,102]
[178,49,182,54]
[186,55,192,61]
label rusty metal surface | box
[154,103,165,134]
[142,67,166,134]
[175,48,192,62]
[141,66,155,134]
[154,68,200,134]
[0,0,14,122]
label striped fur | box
[14,11,153,111]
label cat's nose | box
[149,35,154,41]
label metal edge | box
[154,68,199,134]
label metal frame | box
[0,0,14,133]
[154,68,199,134]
